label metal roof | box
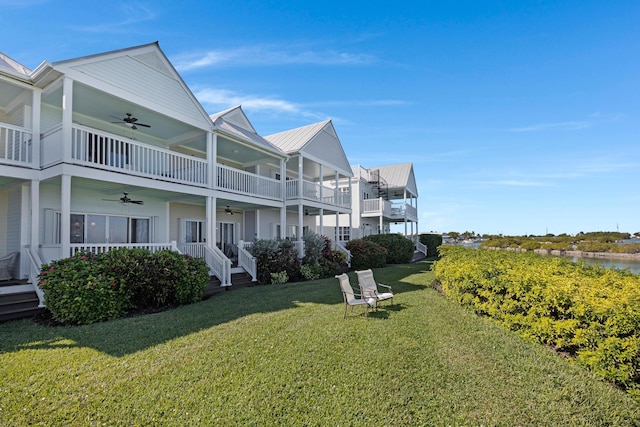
[370,163,418,197]
[265,120,353,177]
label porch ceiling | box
[0,80,30,112]
[42,83,208,151]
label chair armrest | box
[377,283,392,292]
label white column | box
[61,175,71,258]
[30,180,40,250]
[208,132,216,189]
[319,164,323,202]
[206,196,216,248]
[31,90,41,168]
[61,77,73,163]
[319,208,324,236]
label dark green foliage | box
[345,239,387,270]
[302,230,325,265]
[38,249,209,324]
[38,252,128,325]
[420,233,443,258]
[249,238,301,285]
[363,233,414,264]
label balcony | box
[0,123,32,166]
[362,198,417,221]
[216,164,282,201]
[286,180,350,208]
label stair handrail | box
[24,247,45,307]
[335,242,352,267]
[415,240,428,256]
[237,240,257,282]
[178,242,231,286]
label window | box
[59,214,150,244]
[338,226,350,242]
[184,220,206,243]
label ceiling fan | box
[103,192,144,205]
[110,113,151,130]
[225,205,234,215]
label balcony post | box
[31,90,41,168]
[61,77,73,164]
[208,132,216,189]
[61,174,71,258]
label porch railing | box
[69,124,209,187]
[285,180,350,208]
[0,123,32,166]
[216,164,282,200]
[69,242,179,257]
[178,243,231,286]
[238,241,257,282]
[362,198,416,220]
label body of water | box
[556,255,640,275]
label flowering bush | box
[345,239,387,270]
[38,252,128,324]
[38,249,210,324]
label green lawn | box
[1,261,639,426]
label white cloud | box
[174,45,375,71]
[194,88,330,121]
[508,120,592,132]
[69,2,156,33]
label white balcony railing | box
[285,180,350,208]
[362,198,417,220]
[0,123,32,165]
[70,125,209,187]
[216,164,282,200]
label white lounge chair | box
[336,273,375,319]
[356,269,393,309]
[0,251,18,281]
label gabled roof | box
[31,42,213,130]
[370,163,418,197]
[265,120,353,177]
[210,106,286,157]
[0,52,31,80]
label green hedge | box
[38,249,209,324]
[345,239,387,270]
[363,234,414,264]
[433,246,640,399]
[420,233,443,258]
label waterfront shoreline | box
[484,246,640,261]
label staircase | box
[0,282,44,322]
[204,271,255,298]
[368,169,388,200]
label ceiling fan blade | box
[102,198,121,202]
[135,123,151,128]
[130,200,144,205]
[109,114,125,121]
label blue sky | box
[2,0,639,236]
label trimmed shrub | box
[419,233,443,258]
[38,252,129,325]
[433,246,640,398]
[250,238,301,285]
[363,234,414,264]
[38,248,209,324]
[345,239,387,270]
